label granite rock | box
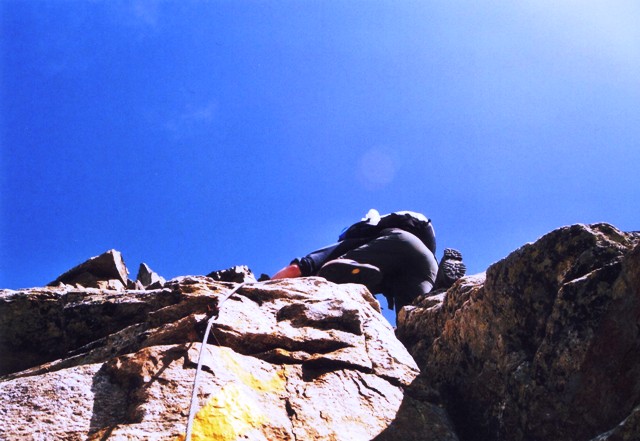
[1,273,456,440]
[398,223,640,441]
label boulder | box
[0,274,457,440]
[136,262,166,288]
[398,223,640,441]
[207,265,257,283]
[48,249,129,289]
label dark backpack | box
[338,211,436,255]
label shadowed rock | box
[399,223,640,441]
[136,263,166,288]
[207,265,257,283]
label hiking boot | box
[317,259,382,291]
[434,248,466,290]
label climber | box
[272,210,442,317]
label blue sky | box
[2,1,639,324]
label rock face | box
[398,223,640,441]
[2,222,639,441]
[0,275,455,440]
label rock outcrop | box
[398,223,640,441]
[1,222,639,440]
[206,265,258,284]
[48,249,130,290]
[0,275,455,440]
[137,263,167,289]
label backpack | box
[338,210,436,255]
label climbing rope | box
[184,281,255,441]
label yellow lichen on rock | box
[181,384,266,441]
[220,347,287,393]
[176,347,287,441]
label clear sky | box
[2,1,639,325]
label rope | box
[184,281,254,441]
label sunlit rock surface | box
[1,273,455,440]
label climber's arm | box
[271,263,302,279]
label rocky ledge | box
[1,222,639,441]
[0,268,452,440]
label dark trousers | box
[299,228,438,312]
